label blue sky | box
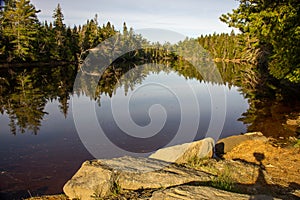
[31,0,239,38]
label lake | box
[0,61,261,199]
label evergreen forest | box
[0,0,299,99]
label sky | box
[31,0,239,38]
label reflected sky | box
[72,70,248,157]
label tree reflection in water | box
[0,53,299,138]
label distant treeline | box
[1,0,299,85]
[0,0,117,63]
[0,0,246,65]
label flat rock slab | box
[63,156,214,200]
[149,137,214,163]
[150,185,279,200]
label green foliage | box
[53,3,64,30]
[187,156,235,192]
[221,0,300,83]
[111,181,121,196]
[51,3,66,60]
[0,0,40,61]
[211,166,234,192]
[90,193,102,199]
[186,156,219,174]
[187,156,208,168]
[0,0,117,63]
[198,31,246,61]
[294,139,300,148]
[0,64,77,134]
[6,70,47,134]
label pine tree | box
[53,4,64,30]
[99,21,116,41]
[36,20,54,61]
[70,26,80,61]
[1,0,40,61]
[51,3,66,60]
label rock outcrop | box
[149,137,214,163]
[63,156,214,200]
[150,185,278,200]
[215,132,267,157]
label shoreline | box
[0,61,77,68]
[25,133,300,200]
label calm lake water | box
[1,62,250,199]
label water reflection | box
[0,56,299,199]
[1,60,298,140]
[0,66,77,134]
[0,60,247,198]
[0,59,249,136]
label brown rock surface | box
[215,132,267,156]
[224,140,300,188]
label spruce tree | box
[1,0,40,61]
[52,3,66,60]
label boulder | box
[150,185,278,200]
[149,137,214,163]
[63,156,214,200]
[215,132,267,157]
[63,161,113,200]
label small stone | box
[244,132,263,136]
[266,164,275,168]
